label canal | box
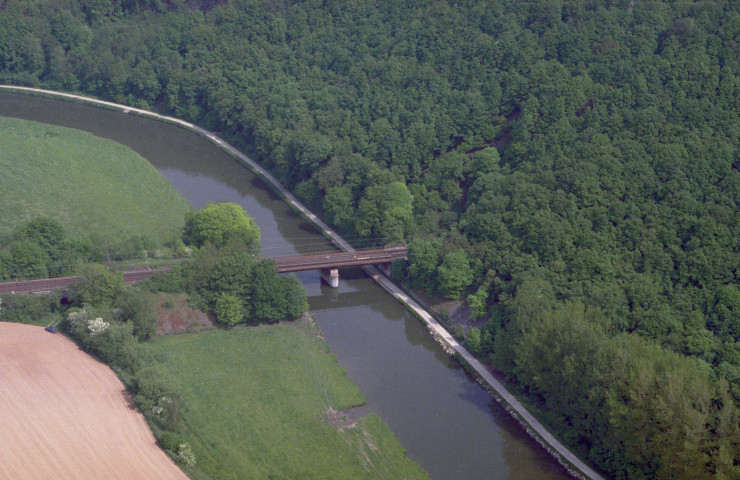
[0,91,571,480]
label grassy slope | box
[145,320,428,480]
[0,116,191,242]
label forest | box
[1,1,738,478]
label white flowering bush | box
[152,396,172,416]
[176,443,196,467]
[87,317,110,335]
[66,309,87,327]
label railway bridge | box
[273,246,407,287]
[0,246,407,294]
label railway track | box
[0,267,172,295]
[0,246,406,294]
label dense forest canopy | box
[1,1,738,478]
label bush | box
[115,289,159,340]
[452,324,465,341]
[176,443,196,467]
[184,202,260,252]
[160,430,196,467]
[72,263,123,306]
[134,367,181,429]
[159,431,184,452]
[145,268,184,293]
[85,232,158,262]
[466,327,482,355]
[0,293,59,324]
[215,293,245,325]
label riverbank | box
[0,85,604,480]
[142,316,429,479]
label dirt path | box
[0,323,188,480]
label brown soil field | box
[0,323,189,480]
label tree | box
[5,241,48,279]
[15,217,65,252]
[215,293,246,326]
[248,260,307,323]
[354,182,413,243]
[183,202,260,251]
[115,289,159,339]
[406,238,441,291]
[72,263,123,306]
[466,327,482,355]
[437,250,473,299]
[278,274,308,320]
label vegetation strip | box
[0,85,601,480]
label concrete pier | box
[320,268,340,288]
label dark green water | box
[0,91,572,480]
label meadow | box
[144,319,428,480]
[0,116,191,243]
[0,114,427,479]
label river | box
[0,91,572,480]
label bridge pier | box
[320,268,340,288]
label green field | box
[0,116,191,242]
[144,320,428,480]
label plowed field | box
[0,323,188,480]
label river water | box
[0,91,571,480]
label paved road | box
[0,85,605,480]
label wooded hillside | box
[1,1,738,478]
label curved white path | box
[0,85,605,480]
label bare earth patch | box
[156,293,213,335]
[323,406,358,432]
[0,323,188,480]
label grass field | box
[0,116,191,242]
[144,319,428,480]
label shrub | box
[215,293,245,325]
[72,263,123,306]
[115,289,159,340]
[176,443,196,467]
[145,268,184,293]
[134,367,181,429]
[466,327,482,355]
[452,324,465,341]
[87,317,110,335]
[0,293,58,324]
[159,431,183,452]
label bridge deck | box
[273,246,407,273]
